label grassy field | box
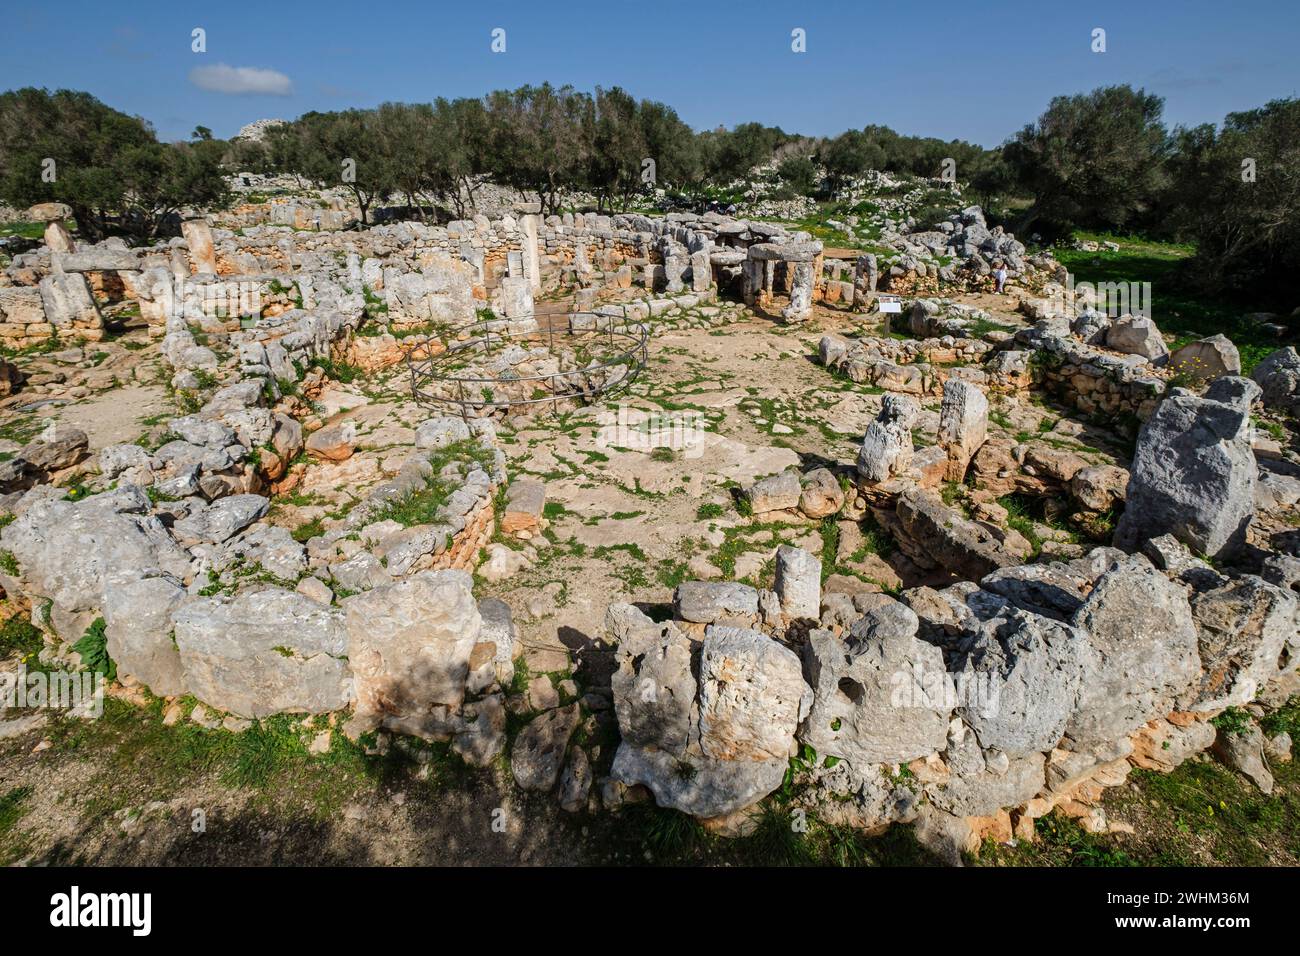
[1055,232,1288,374]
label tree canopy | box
[0,87,227,239]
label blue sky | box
[2,0,1297,146]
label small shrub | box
[72,617,115,682]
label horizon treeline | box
[1,82,1297,303]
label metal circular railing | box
[403,310,649,415]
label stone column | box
[26,203,76,254]
[516,202,542,292]
[853,253,878,309]
[689,250,712,294]
[664,252,685,294]
[574,242,593,277]
[181,216,218,275]
[938,378,989,482]
[499,275,535,320]
[782,261,813,323]
[742,258,762,306]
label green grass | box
[996,492,1078,557]
[982,811,1140,867]
[0,612,42,660]
[291,517,325,543]
[375,438,495,528]
[983,698,1300,867]
[1056,233,1283,374]
[0,785,35,864]
[36,696,481,825]
[0,221,45,240]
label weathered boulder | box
[980,547,1124,620]
[304,422,355,461]
[478,542,531,582]
[39,271,101,328]
[954,606,1086,756]
[20,427,90,473]
[1114,379,1259,560]
[800,759,920,833]
[674,581,759,624]
[937,379,988,481]
[558,747,593,812]
[611,744,789,821]
[894,487,1027,580]
[343,570,481,738]
[500,478,545,535]
[451,693,506,767]
[26,201,73,223]
[1189,576,1298,710]
[415,416,471,449]
[221,524,307,581]
[1130,716,1217,773]
[928,721,1047,817]
[1168,334,1241,380]
[608,604,696,754]
[171,494,269,546]
[1068,464,1129,512]
[470,597,517,692]
[743,469,801,514]
[1106,313,1168,361]
[327,551,391,592]
[798,467,844,518]
[801,600,953,765]
[856,393,918,483]
[698,625,809,762]
[102,570,189,697]
[1212,721,1274,793]
[511,703,580,791]
[99,443,152,479]
[611,621,809,819]
[0,487,191,618]
[1066,555,1201,748]
[169,415,236,448]
[173,588,353,717]
[1250,346,1300,413]
[384,256,475,325]
[819,334,850,369]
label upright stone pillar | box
[664,253,685,294]
[689,250,712,294]
[26,203,75,254]
[44,221,75,254]
[516,202,542,292]
[853,253,878,309]
[181,216,218,275]
[937,378,989,481]
[782,261,813,323]
[742,258,761,306]
[499,275,535,320]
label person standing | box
[992,260,1008,294]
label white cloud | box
[189,63,293,96]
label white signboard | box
[877,295,902,314]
